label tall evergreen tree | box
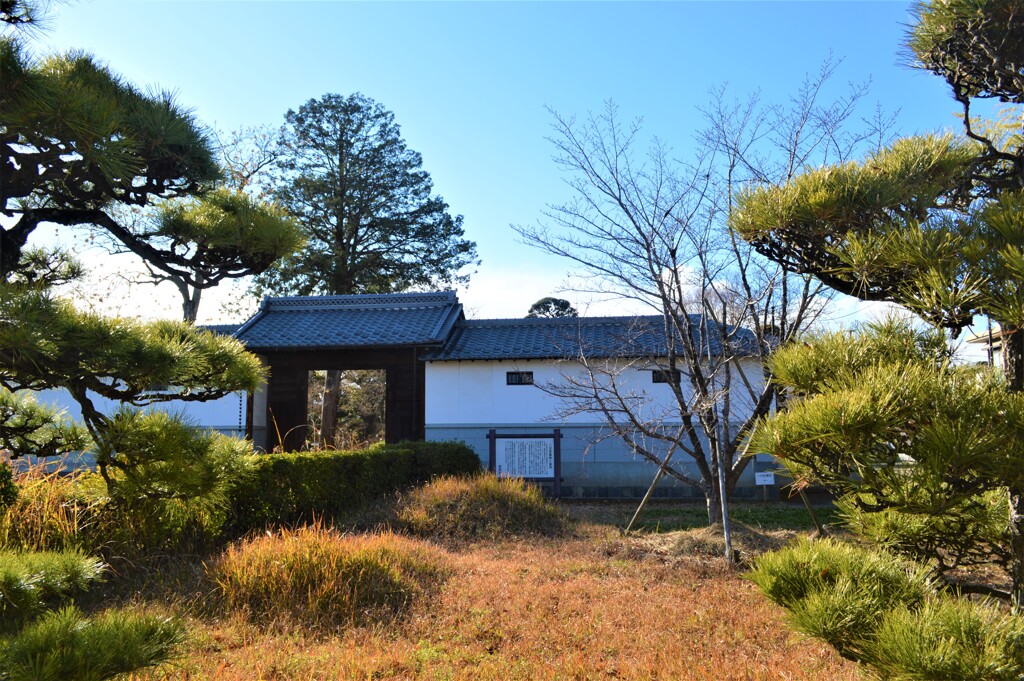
[255,93,477,298]
[255,93,478,445]
[526,297,578,318]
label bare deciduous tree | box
[517,62,887,528]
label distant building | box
[28,291,770,497]
[966,324,1007,370]
[232,292,767,498]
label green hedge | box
[227,440,480,533]
[398,440,482,481]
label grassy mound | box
[209,524,448,630]
[397,474,571,541]
[627,522,802,563]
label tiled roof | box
[424,315,759,361]
[202,323,242,336]
[233,291,463,351]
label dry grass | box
[0,463,105,552]
[628,522,805,565]
[397,474,571,542]
[209,524,449,632]
[131,523,857,680]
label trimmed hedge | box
[227,440,480,533]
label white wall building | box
[421,315,768,497]
[24,292,771,497]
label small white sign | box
[496,438,555,478]
[755,471,776,486]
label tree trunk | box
[1003,326,1024,393]
[1010,490,1024,613]
[707,485,723,525]
[174,278,202,323]
[182,290,201,323]
[319,369,343,448]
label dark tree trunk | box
[319,369,342,448]
[1003,326,1024,393]
[0,221,32,281]
[1010,490,1024,612]
[707,487,724,526]
[182,290,201,323]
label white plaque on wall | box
[495,438,556,478]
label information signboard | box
[495,438,555,478]
[487,429,562,497]
[754,471,776,486]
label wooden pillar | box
[265,359,309,452]
[384,349,426,443]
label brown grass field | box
[124,503,858,681]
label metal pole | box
[625,466,668,534]
[988,318,995,368]
[716,442,734,562]
[798,488,828,537]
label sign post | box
[487,429,562,498]
[755,471,775,501]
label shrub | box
[226,448,409,532]
[749,538,1024,678]
[210,524,448,630]
[0,605,185,681]
[0,548,182,681]
[98,411,256,548]
[747,538,934,658]
[396,440,482,482]
[0,550,105,627]
[864,597,1024,680]
[0,463,227,556]
[227,440,481,534]
[836,491,1010,577]
[397,474,571,541]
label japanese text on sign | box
[495,438,555,478]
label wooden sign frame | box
[486,428,562,498]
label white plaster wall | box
[425,357,766,426]
[25,387,246,432]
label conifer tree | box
[734,0,1024,609]
[731,0,1024,388]
[0,1,269,501]
[255,92,478,446]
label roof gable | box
[234,291,463,351]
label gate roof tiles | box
[233,291,463,351]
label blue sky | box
[31,1,973,330]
